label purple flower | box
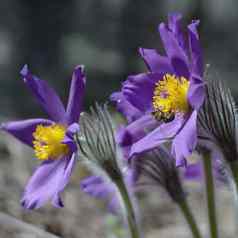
[81,168,135,214]
[185,143,228,184]
[111,13,205,166]
[1,65,86,209]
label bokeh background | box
[0,0,237,237]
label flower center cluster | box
[152,74,190,122]
[33,124,69,160]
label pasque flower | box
[198,78,238,164]
[78,104,136,213]
[135,146,202,238]
[1,65,86,209]
[81,167,135,214]
[111,13,205,166]
[134,146,186,203]
[77,104,140,238]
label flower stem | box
[178,200,203,238]
[115,179,140,238]
[230,161,238,193]
[229,161,238,230]
[202,151,219,238]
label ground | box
[0,133,236,238]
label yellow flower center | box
[33,124,69,160]
[152,74,190,122]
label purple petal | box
[184,143,225,183]
[1,118,53,147]
[159,23,189,78]
[168,13,188,56]
[20,65,66,122]
[172,111,197,166]
[81,176,103,187]
[66,123,80,135]
[184,162,202,180]
[122,72,162,112]
[81,176,114,199]
[81,168,135,214]
[188,20,203,77]
[108,196,120,214]
[62,136,77,154]
[130,158,143,183]
[65,65,86,125]
[138,48,173,73]
[116,114,158,159]
[129,116,184,158]
[188,76,205,110]
[171,57,190,79]
[197,139,228,183]
[110,92,142,123]
[62,123,79,153]
[21,154,76,209]
[52,194,64,208]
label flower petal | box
[172,111,197,166]
[81,175,120,213]
[117,114,158,159]
[184,162,202,180]
[159,23,189,78]
[168,13,187,55]
[171,57,190,79]
[81,168,135,214]
[122,72,162,112]
[117,114,158,146]
[62,123,79,154]
[188,20,203,77]
[65,65,86,124]
[66,122,80,135]
[184,144,225,183]
[110,92,143,123]
[188,76,205,110]
[20,65,65,122]
[139,48,173,73]
[1,118,53,147]
[81,176,114,199]
[129,116,184,158]
[21,154,76,209]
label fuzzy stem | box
[115,179,141,238]
[230,161,238,193]
[202,151,219,238]
[229,161,238,230]
[178,200,203,238]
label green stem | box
[229,161,238,230]
[230,162,238,193]
[178,200,203,238]
[116,179,140,238]
[202,152,219,238]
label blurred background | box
[0,0,237,237]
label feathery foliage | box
[77,103,122,180]
[198,73,238,162]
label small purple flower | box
[81,168,135,214]
[111,13,205,166]
[185,143,228,184]
[1,65,86,209]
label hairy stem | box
[178,200,203,238]
[202,152,219,238]
[116,179,141,238]
[230,161,238,193]
[229,161,238,230]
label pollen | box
[33,124,69,160]
[152,74,190,121]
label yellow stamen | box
[152,74,190,121]
[33,124,69,160]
